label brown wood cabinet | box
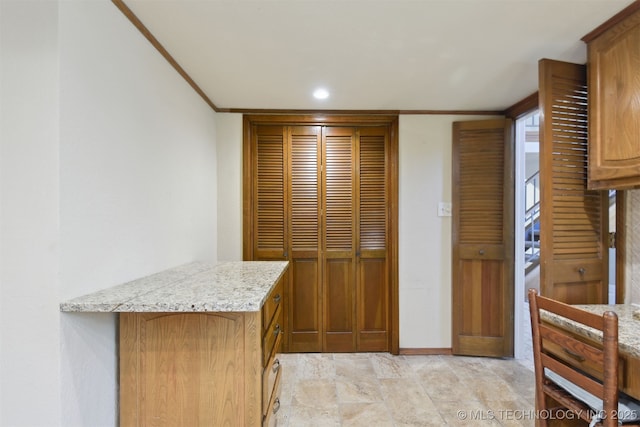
[584,3,640,190]
[243,115,399,354]
[119,275,285,426]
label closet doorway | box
[243,115,399,354]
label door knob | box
[578,267,586,275]
[479,249,485,255]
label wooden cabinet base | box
[120,312,264,426]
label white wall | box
[216,113,244,261]
[398,115,453,348]
[1,1,62,424]
[1,1,218,425]
[215,114,496,348]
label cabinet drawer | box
[263,305,282,367]
[262,362,283,427]
[262,353,281,413]
[262,276,283,333]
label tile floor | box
[274,352,536,426]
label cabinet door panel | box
[289,259,320,351]
[588,8,640,188]
[120,313,248,426]
[357,258,388,351]
[324,258,355,351]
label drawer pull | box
[272,358,281,373]
[273,294,281,304]
[274,324,281,336]
[273,398,281,415]
[563,347,586,362]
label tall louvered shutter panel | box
[322,127,356,351]
[452,119,513,357]
[356,127,389,352]
[324,130,355,251]
[539,59,608,304]
[288,126,322,352]
[290,127,320,251]
[254,125,286,259]
[458,130,504,245]
[359,132,387,250]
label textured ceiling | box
[122,0,632,112]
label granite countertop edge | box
[540,304,640,359]
[60,261,289,314]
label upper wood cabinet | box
[585,3,640,190]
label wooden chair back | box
[528,288,622,427]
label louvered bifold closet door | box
[322,127,357,352]
[356,127,389,352]
[288,126,323,352]
[452,119,514,357]
[539,59,608,304]
[253,125,287,260]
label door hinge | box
[609,232,616,249]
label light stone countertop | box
[59,261,288,313]
[541,304,640,359]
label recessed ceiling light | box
[313,88,329,100]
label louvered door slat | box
[325,134,354,251]
[458,129,504,245]
[550,71,600,261]
[539,59,608,303]
[291,133,319,251]
[255,128,285,258]
[359,134,386,250]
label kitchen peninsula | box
[60,261,288,426]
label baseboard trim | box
[399,348,453,356]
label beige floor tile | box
[379,378,446,426]
[278,352,535,426]
[287,404,342,427]
[298,353,337,379]
[417,366,469,402]
[335,377,382,403]
[339,402,394,427]
[369,352,415,378]
[291,378,338,409]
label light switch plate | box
[438,202,452,217]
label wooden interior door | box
[244,115,399,355]
[288,126,323,351]
[356,126,389,352]
[538,59,609,304]
[452,119,514,358]
[321,125,389,353]
[322,127,357,351]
